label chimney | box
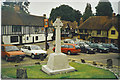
[112,13,116,17]
[43,14,46,18]
[80,17,83,25]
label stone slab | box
[42,65,75,75]
[42,53,75,75]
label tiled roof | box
[2,8,52,27]
[61,20,78,29]
[78,16,118,31]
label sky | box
[27,0,119,18]
[1,0,120,18]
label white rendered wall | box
[2,33,53,44]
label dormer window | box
[111,30,115,35]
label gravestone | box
[107,59,113,68]
[81,59,85,63]
[16,68,28,79]
[93,61,97,65]
[42,17,75,75]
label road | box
[1,40,120,68]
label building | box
[61,20,78,38]
[78,16,119,43]
[2,6,53,45]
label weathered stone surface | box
[81,59,85,63]
[16,68,28,79]
[93,61,97,65]
[42,53,75,75]
[107,59,113,68]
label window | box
[5,46,19,52]
[11,36,18,43]
[12,26,21,32]
[111,30,115,35]
[68,45,73,48]
[22,46,26,49]
[97,30,101,35]
[36,36,38,40]
[64,45,69,48]
[27,37,29,40]
[84,29,87,33]
[23,46,31,50]
[79,29,83,33]
[61,45,65,48]
[35,27,39,33]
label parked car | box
[53,43,81,55]
[79,44,96,54]
[63,39,74,44]
[1,44,25,61]
[21,45,47,59]
[89,43,109,53]
[102,43,119,53]
[75,41,86,46]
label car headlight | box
[35,53,37,55]
[91,49,93,50]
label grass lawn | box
[1,62,117,79]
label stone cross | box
[53,17,63,54]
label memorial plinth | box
[42,17,75,75]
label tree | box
[83,3,93,21]
[3,0,30,14]
[95,0,113,16]
[49,4,82,25]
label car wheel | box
[5,56,9,61]
[99,50,102,53]
[67,51,71,55]
[20,58,24,61]
[86,51,89,54]
[31,54,35,59]
[54,49,55,52]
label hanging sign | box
[44,19,49,27]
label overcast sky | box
[1,0,120,18]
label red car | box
[1,44,25,61]
[53,44,81,55]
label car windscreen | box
[5,46,19,52]
[31,45,42,50]
[110,44,116,48]
[89,44,94,47]
[75,45,80,49]
[84,44,90,48]
[98,45,104,48]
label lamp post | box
[44,14,48,51]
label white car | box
[21,45,47,59]
[63,39,74,44]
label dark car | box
[89,43,109,53]
[80,44,95,54]
[75,41,86,46]
[102,43,119,53]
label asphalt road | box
[1,40,120,68]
